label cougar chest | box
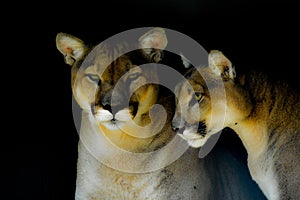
[75,142,210,200]
[247,152,280,200]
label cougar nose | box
[100,92,113,113]
[101,97,127,115]
[100,92,111,108]
[172,126,179,132]
[171,121,180,132]
[102,104,112,113]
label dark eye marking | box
[86,74,101,84]
[125,62,131,68]
[128,72,141,81]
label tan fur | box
[56,28,211,199]
[56,29,267,199]
[172,50,300,199]
[56,29,171,153]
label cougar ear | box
[208,50,236,81]
[56,33,87,66]
[138,28,168,63]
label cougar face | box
[56,28,172,152]
[81,52,160,130]
[172,51,235,147]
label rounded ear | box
[56,33,87,66]
[208,50,236,81]
[138,28,168,62]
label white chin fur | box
[188,137,208,148]
[115,109,131,122]
[182,128,203,140]
[95,108,131,130]
[101,121,122,130]
[178,128,208,148]
[95,110,113,122]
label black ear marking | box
[221,65,237,81]
[221,65,230,81]
[151,50,164,63]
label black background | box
[6,1,300,199]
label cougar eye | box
[194,92,203,102]
[125,62,131,68]
[128,72,141,81]
[86,74,101,84]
